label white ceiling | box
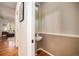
[0,2,17,21]
[0,2,16,9]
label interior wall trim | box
[37,48,54,56]
[38,32,79,38]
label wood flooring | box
[37,49,50,56]
[0,38,18,56]
[0,37,51,56]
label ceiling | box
[0,2,17,21]
[0,2,16,9]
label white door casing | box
[15,2,35,56]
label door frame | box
[15,2,35,56]
[26,2,35,56]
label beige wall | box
[38,2,78,35]
[78,39,79,55]
[39,34,78,56]
[37,2,79,56]
[77,39,79,55]
[77,3,79,55]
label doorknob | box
[32,39,34,43]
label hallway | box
[0,37,18,56]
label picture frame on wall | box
[19,2,24,22]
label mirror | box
[35,5,39,33]
[19,2,24,22]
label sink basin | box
[35,34,42,41]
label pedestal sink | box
[35,34,42,41]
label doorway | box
[0,2,18,56]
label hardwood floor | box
[37,49,50,56]
[0,37,18,56]
[0,37,52,56]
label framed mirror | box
[19,2,24,22]
[35,4,39,33]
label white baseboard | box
[37,48,54,56]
